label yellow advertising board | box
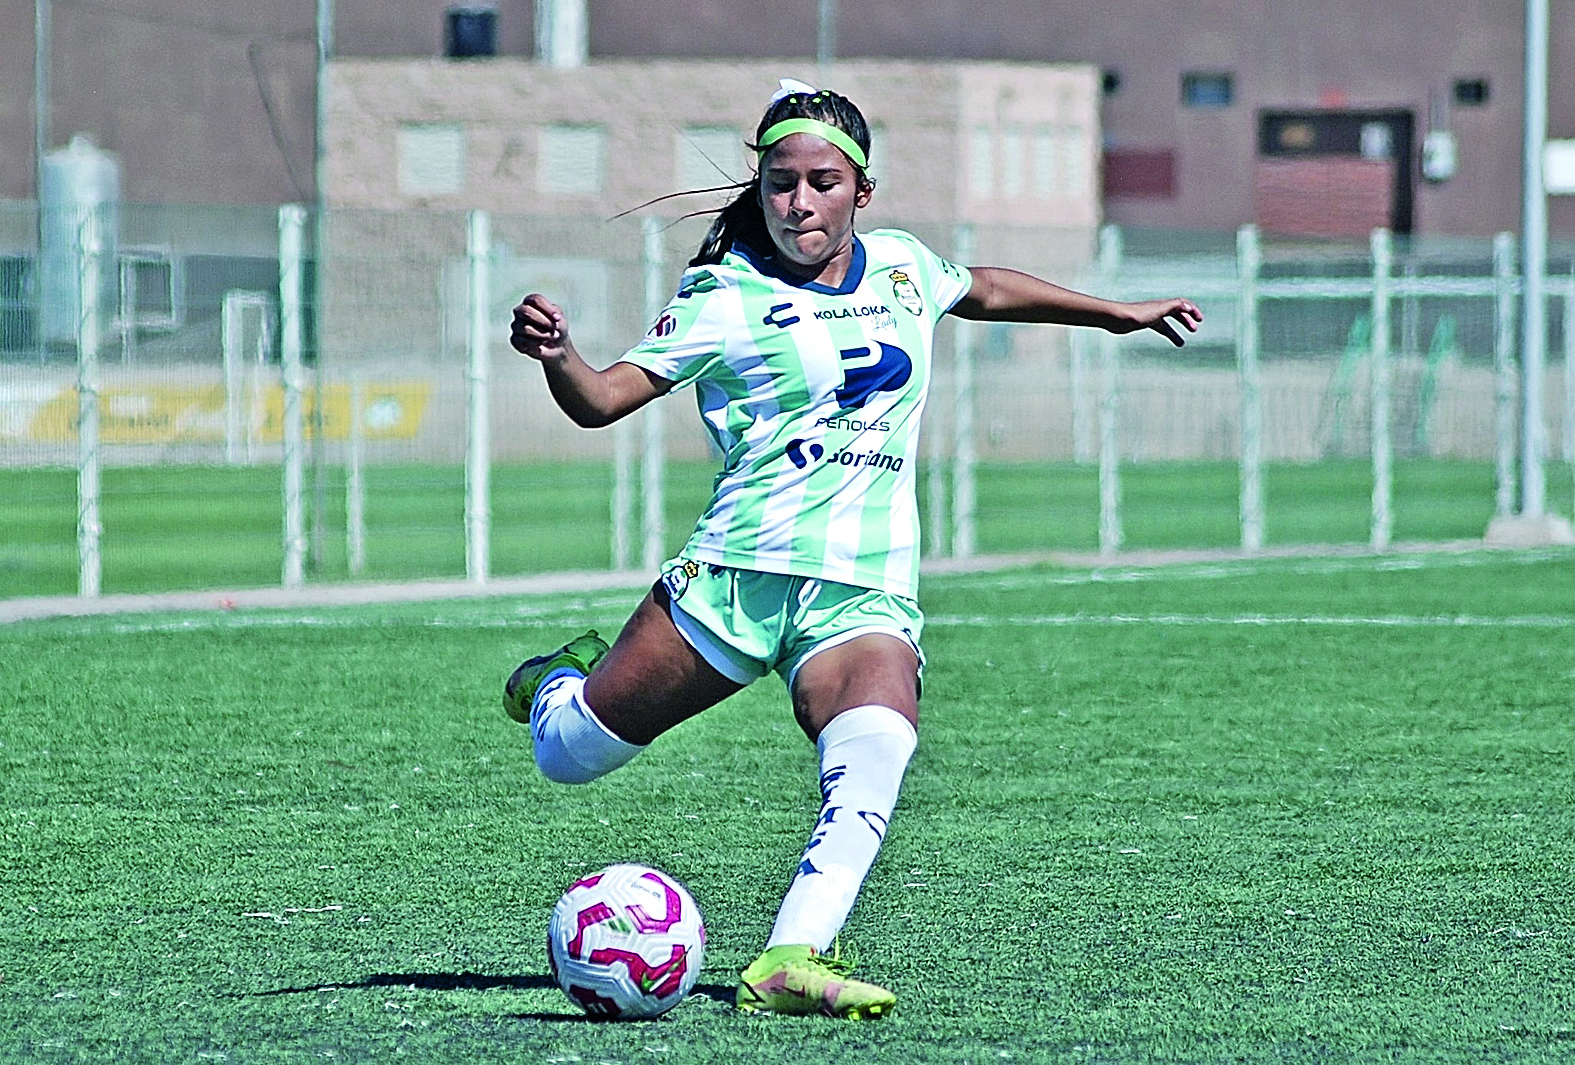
[7,382,430,445]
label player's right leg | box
[504,589,743,784]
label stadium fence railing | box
[1,201,1572,599]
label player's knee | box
[530,679,644,785]
[533,740,609,785]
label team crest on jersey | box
[661,559,701,600]
[889,270,923,316]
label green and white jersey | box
[619,228,971,598]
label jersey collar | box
[734,236,866,296]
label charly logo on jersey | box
[888,270,923,316]
[763,303,801,329]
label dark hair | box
[688,90,874,268]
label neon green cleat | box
[502,630,610,725]
[736,943,896,1019]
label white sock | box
[530,673,644,784]
[765,705,917,952]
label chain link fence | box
[2,200,1571,599]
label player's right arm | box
[511,293,672,428]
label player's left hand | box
[1116,298,1204,347]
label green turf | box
[4,459,1570,599]
[3,549,1574,1061]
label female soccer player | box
[505,80,1201,1019]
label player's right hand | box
[511,293,571,362]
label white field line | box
[929,613,1575,629]
[936,546,1574,592]
[15,595,641,638]
[6,543,1570,631]
[83,609,635,638]
[40,608,1575,640]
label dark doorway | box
[1255,110,1416,237]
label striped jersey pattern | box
[618,228,971,598]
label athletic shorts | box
[654,558,925,691]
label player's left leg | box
[737,632,919,1018]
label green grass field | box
[4,548,1574,1062]
[4,459,1571,598]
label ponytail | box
[689,178,771,268]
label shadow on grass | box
[248,972,738,1022]
[251,972,557,996]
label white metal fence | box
[1,200,1571,599]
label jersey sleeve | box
[616,267,730,389]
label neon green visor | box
[756,118,869,170]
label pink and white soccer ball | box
[546,863,706,1019]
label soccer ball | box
[546,863,706,1019]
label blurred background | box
[1,0,1572,599]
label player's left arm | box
[950,266,1202,348]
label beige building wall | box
[324,58,1100,233]
[318,59,1103,372]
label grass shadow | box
[250,971,556,996]
[247,973,739,1021]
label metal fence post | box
[1565,270,1575,471]
[76,209,103,598]
[1370,228,1393,552]
[346,373,366,577]
[1236,224,1264,553]
[640,216,667,572]
[1521,0,1550,520]
[279,204,307,589]
[925,369,949,558]
[466,209,491,584]
[1563,271,1575,516]
[222,292,244,466]
[1070,328,1093,464]
[611,423,635,570]
[1097,224,1123,558]
[1492,232,1518,519]
[951,222,976,558]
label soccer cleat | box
[502,630,610,725]
[735,943,896,1019]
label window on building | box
[1101,68,1123,96]
[1032,126,1058,198]
[1062,127,1087,196]
[397,123,466,196]
[1452,78,1490,107]
[676,127,744,190]
[1181,72,1234,108]
[538,124,606,196]
[969,125,994,196]
[1001,126,1025,198]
